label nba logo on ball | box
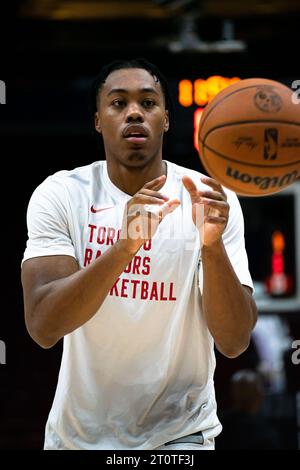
[0,80,6,104]
[264,128,278,160]
[198,78,300,196]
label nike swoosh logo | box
[91,205,114,213]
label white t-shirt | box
[23,159,253,450]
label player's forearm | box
[32,240,135,348]
[201,240,257,358]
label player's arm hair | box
[21,242,134,349]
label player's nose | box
[125,103,144,123]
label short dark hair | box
[90,58,173,117]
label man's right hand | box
[119,174,180,255]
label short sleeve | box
[221,190,254,290]
[22,176,76,264]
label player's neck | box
[106,158,167,196]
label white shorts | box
[154,432,215,450]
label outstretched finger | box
[144,199,180,222]
[139,188,169,201]
[158,199,181,221]
[143,174,166,191]
[200,176,227,198]
[182,176,199,203]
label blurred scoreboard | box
[239,184,300,313]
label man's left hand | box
[182,175,229,247]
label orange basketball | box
[198,78,300,196]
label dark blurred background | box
[0,0,300,450]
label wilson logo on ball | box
[226,166,298,191]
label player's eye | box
[143,99,155,108]
[112,99,126,107]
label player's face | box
[95,68,169,167]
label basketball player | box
[21,58,257,450]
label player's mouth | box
[122,124,148,144]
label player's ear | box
[164,110,169,132]
[94,112,102,134]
